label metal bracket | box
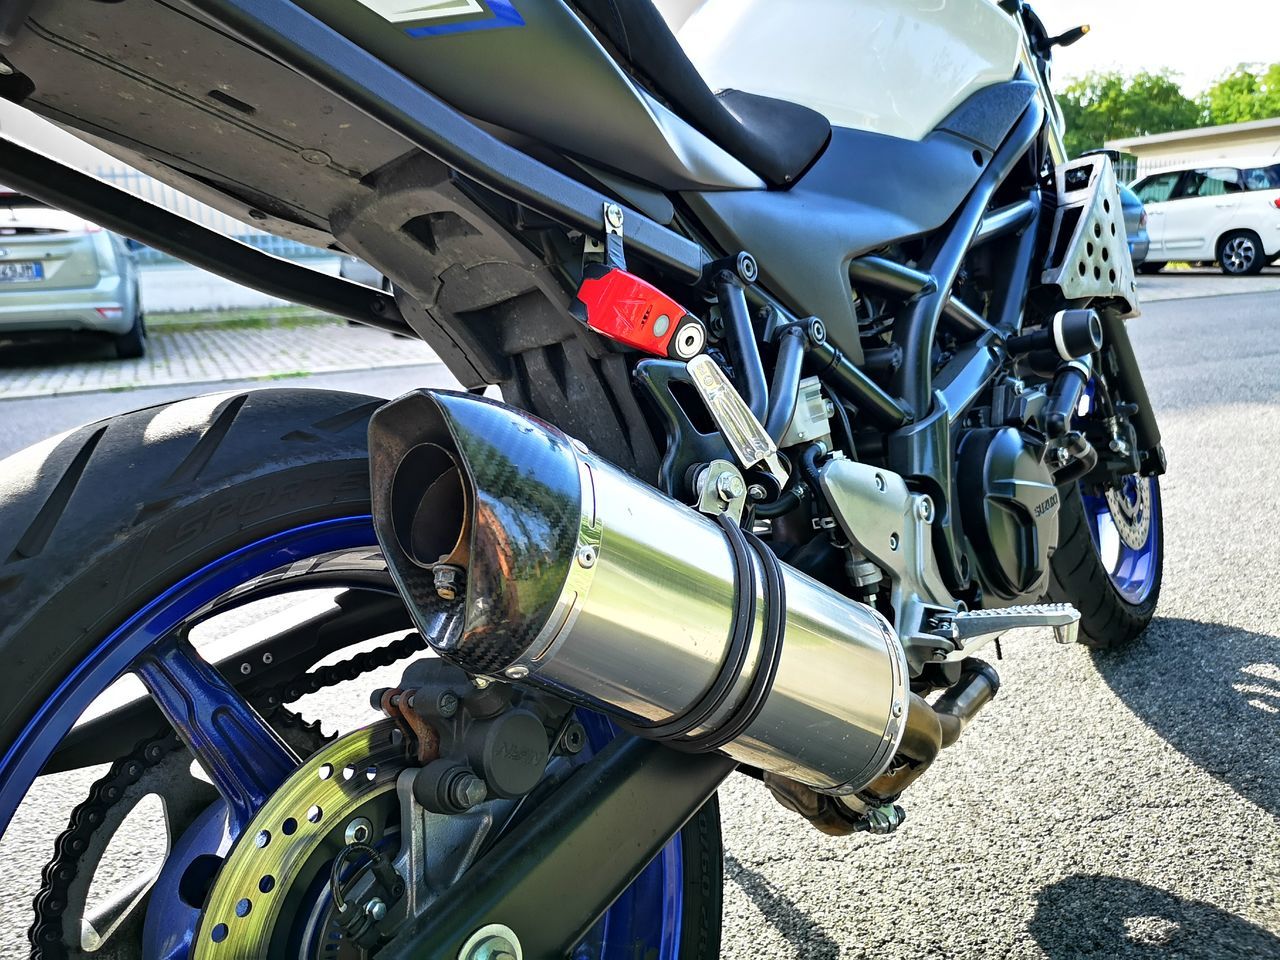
[694,460,748,525]
[603,203,626,270]
[582,203,627,272]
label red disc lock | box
[575,265,706,360]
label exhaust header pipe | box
[369,391,907,794]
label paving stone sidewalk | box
[0,320,441,399]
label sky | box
[1033,0,1280,95]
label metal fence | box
[95,166,332,265]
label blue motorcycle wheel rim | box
[1081,476,1161,605]
[0,516,685,959]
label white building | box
[1107,117,1280,179]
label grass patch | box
[147,305,339,332]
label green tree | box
[1057,70,1205,158]
[1205,64,1280,124]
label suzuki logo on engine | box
[1034,492,1060,518]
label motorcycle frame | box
[0,0,1155,950]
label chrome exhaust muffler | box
[368,391,908,794]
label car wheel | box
[1136,262,1164,275]
[1218,230,1265,276]
[113,308,146,359]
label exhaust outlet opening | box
[390,442,471,569]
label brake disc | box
[1105,477,1151,551]
[191,720,410,959]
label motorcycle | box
[0,0,1164,956]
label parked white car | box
[1131,158,1280,275]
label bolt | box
[239,662,251,675]
[365,898,388,922]
[0,61,13,77]
[874,474,887,492]
[889,533,900,551]
[715,472,746,501]
[344,817,373,846]
[461,930,522,960]
[562,721,587,755]
[437,691,460,718]
[892,699,904,718]
[577,545,597,568]
[261,652,273,665]
[747,484,767,501]
[605,204,624,230]
[434,565,463,602]
[915,497,934,522]
[449,771,488,811]
[738,253,758,282]
[472,676,492,690]
[504,664,530,680]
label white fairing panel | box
[674,0,1022,142]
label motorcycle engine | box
[956,427,1061,602]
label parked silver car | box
[0,191,145,358]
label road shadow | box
[0,334,116,367]
[724,854,839,959]
[1091,617,1280,816]
[1030,874,1280,958]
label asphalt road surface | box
[1,290,1278,958]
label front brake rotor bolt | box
[434,564,463,602]
[437,691,459,718]
[344,817,373,846]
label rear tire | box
[0,389,722,957]
[113,308,146,359]
[1218,230,1265,276]
[1047,481,1162,649]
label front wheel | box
[1047,476,1163,649]
[0,389,721,959]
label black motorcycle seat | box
[572,0,831,187]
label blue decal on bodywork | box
[405,0,523,36]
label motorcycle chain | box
[28,631,426,959]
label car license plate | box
[0,261,43,282]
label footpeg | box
[930,603,1080,657]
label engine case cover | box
[957,428,1060,602]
